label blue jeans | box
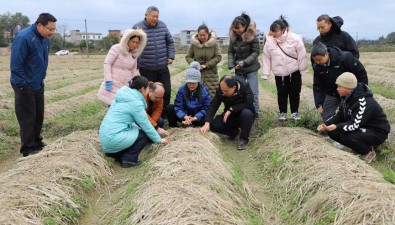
[236,71,259,114]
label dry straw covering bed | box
[0,130,111,225]
[127,128,264,225]
[259,127,395,225]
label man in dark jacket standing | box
[10,13,57,157]
[317,73,390,164]
[200,75,255,150]
[311,42,368,121]
[133,6,175,112]
[313,14,359,59]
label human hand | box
[157,127,170,136]
[230,68,236,76]
[200,123,210,134]
[261,74,269,80]
[237,61,244,68]
[317,106,323,113]
[105,81,113,92]
[200,64,206,70]
[160,138,168,145]
[182,116,192,126]
[223,110,231,123]
[167,59,173,65]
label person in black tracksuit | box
[313,14,359,59]
[311,42,368,121]
[200,75,255,150]
[317,73,390,159]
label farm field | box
[0,52,394,224]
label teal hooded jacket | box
[99,86,161,153]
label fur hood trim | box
[229,21,257,44]
[120,28,147,58]
[190,31,218,48]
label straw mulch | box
[127,128,264,225]
[0,130,111,225]
[259,127,395,225]
[382,124,395,169]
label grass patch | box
[369,83,395,99]
[43,100,106,137]
[47,85,99,103]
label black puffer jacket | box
[228,19,260,76]
[325,83,390,136]
[205,76,255,122]
[312,46,368,108]
[313,16,359,59]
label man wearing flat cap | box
[317,72,390,164]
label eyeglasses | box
[44,25,57,33]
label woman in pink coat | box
[262,15,308,122]
[98,29,147,105]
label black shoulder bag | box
[277,43,297,60]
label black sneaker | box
[35,142,47,150]
[120,159,141,168]
[237,139,248,150]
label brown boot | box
[361,150,376,164]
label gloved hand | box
[105,81,113,92]
[230,68,236,76]
[237,61,244,68]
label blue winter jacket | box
[99,87,161,153]
[10,24,49,91]
[174,84,211,121]
[133,20,175,70]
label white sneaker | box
[332,141,344,149]
[278,113,287,122]
[290,112,301,120]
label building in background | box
[108,30,121,39]
[66,30,103,44]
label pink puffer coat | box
[262,30,307,79]
[98,29,147,104]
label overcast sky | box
[2,0,394,40]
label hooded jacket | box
[10,24,50,91]
[174,83,211,121]
[228,20,261,75]
[99,86,161,153]
[312,46,368,108]
[185,31,222,96]
[313,16,359,59]
[325,83,390,136]
[262,29,308,78]
[133,19,175,70]
[205,76,255,122]
[98,29,147,104]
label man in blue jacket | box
[10,13,57,157]
[133,6,175,114]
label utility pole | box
[85,19,89,58]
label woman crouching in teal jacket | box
[99,76,168,168]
